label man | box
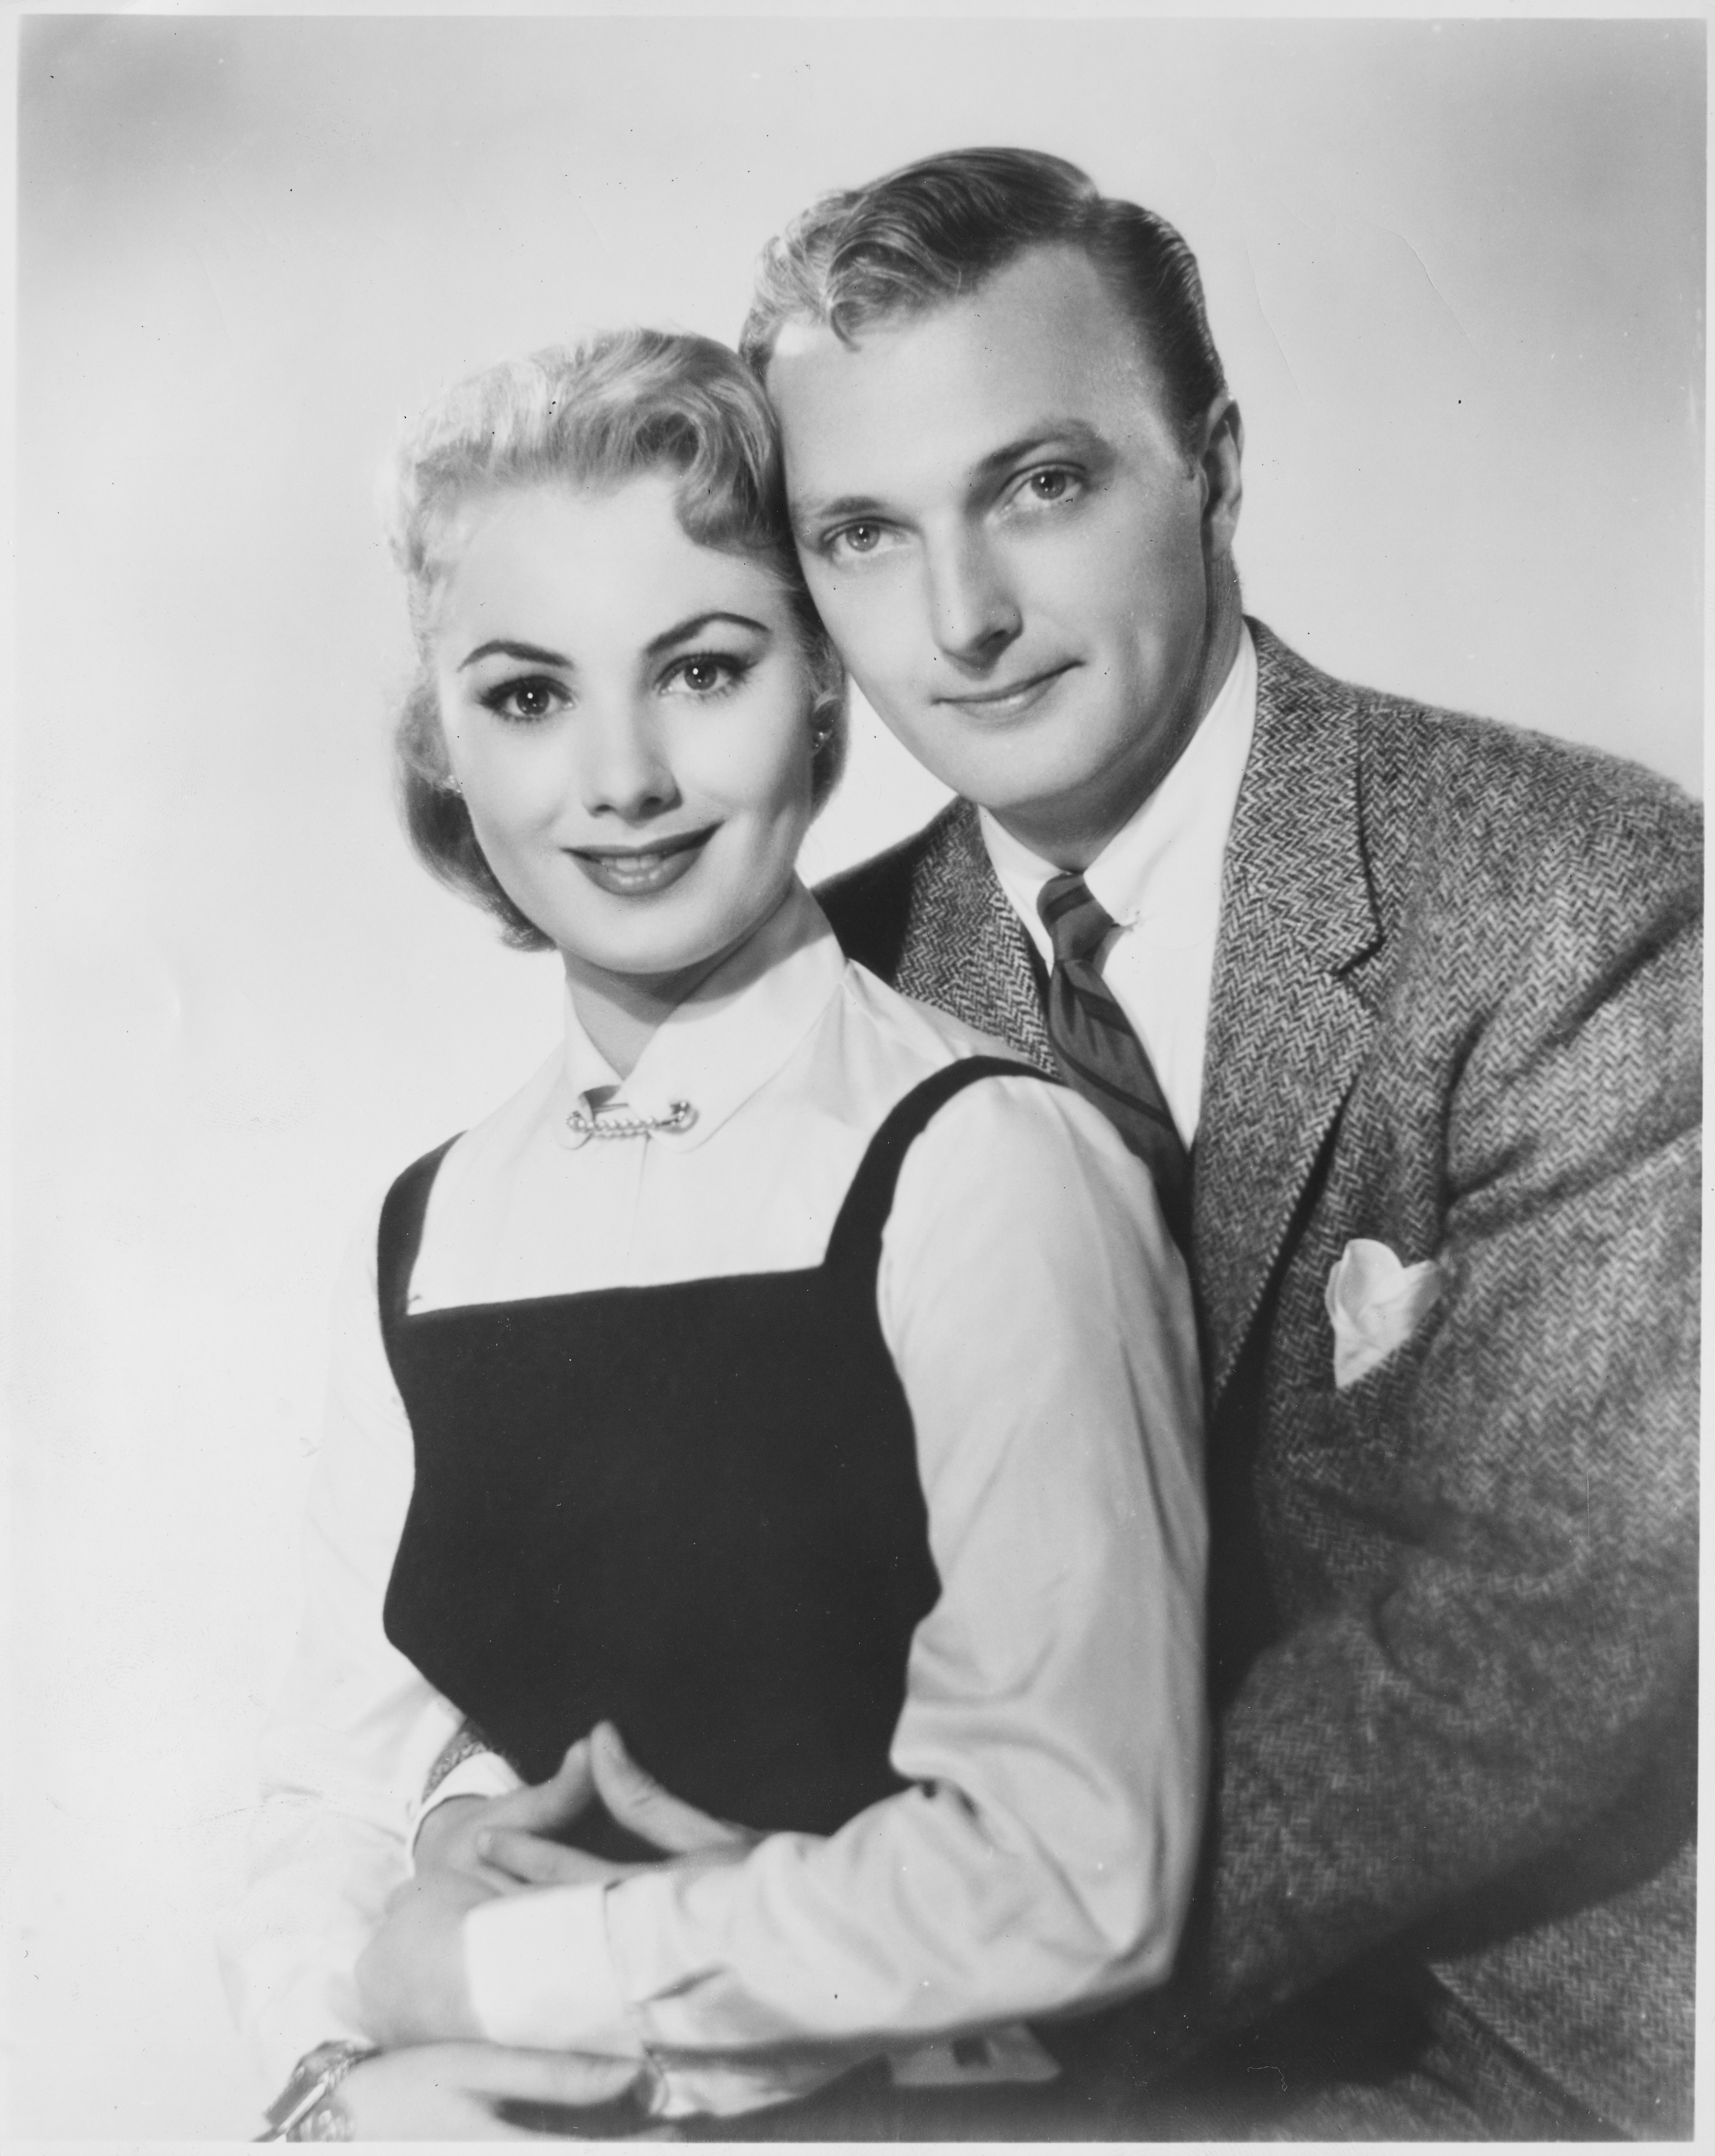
[737,148,1698,2136]
[351,148,1697,2139]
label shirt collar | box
[553,879,845,1152]
[981,622,1257,961]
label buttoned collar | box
[981,622,1258,961]
[552,879,846,1153]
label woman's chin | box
[544,874,800,998]
[553,916,761,1007]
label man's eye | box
[480,676,563,723]
[830,521,889,560]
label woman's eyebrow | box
[644,610,770,655]
[458,638,570,671]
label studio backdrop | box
[11,8,1702,2137]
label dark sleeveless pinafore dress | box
[378,1055,1145,2136]
[381,1058,1040,1842]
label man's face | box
[767,244,1241,865]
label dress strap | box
[822,1056,1058,1277]
[376,1135,462,1331]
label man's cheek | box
[816,582,909,683]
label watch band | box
[256,2041,380,2142]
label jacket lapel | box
[895,803,1057,1072]
[1195,627,1385,1407]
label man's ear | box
[1199,394,1244,560]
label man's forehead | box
[764,249,1162,497]
[768,317,851,368]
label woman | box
[221,330,1207,2140]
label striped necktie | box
[1037,872,1192,1252]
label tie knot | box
[1037,872,1116,965]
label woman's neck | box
[561,884,799,1079]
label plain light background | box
[10,8,1704,2139]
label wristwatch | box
[255,2040,380,2142]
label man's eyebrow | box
[644,610,770,656]
[458,639,570,672]
[966,420,1110,486]
[792,490,889,537]
[792,421,1111,534]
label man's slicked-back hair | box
[740,147,1226,455]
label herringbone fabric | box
[816,621,1701,2140]
[1037,873,1192,1250]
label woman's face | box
[430,474,818,994]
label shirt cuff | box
[463,1884,643,2057]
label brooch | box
[564,1098,699,1148]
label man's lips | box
[566,825,718,895]
[933,662,1076,713]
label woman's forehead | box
[428,475,791,648]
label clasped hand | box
[356,1721,756,2047]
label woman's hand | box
[419,1724,759,1892]
[355,1869,496,2045]
[333,2043,650,2140]
[366,1730,749,2048]
[481,1723,759,1885]
[413,1741,601,1891]
[359,1851,661,2048]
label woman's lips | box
[567,825,717,896]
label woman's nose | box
[579,703,679,819]
[924,533,1023,669]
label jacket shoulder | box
[1256,628,1702,927]
[814,801,964,981]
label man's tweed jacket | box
[817,624,1700,2137]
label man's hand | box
[420,1724,759,1892]
[333,2043,651,2140]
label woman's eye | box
[480,676,564,723]
[663,653,748,698]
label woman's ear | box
[806,677,849,810]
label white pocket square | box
[1325,1239,1442,1390]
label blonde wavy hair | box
[385,328,846,950]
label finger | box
[473,1859,538,1897]
[590,1723,755,1855]
[477,1827,648,1887]
[413,1793,484,1868]
[487,1740,596,1834]
[450,2044,648,2107]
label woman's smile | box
[566,824,720,896]
[429,475,820,1045]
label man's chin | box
[963,752,1160,866]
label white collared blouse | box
[221,884,1207,2118]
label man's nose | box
[924,533,1022,669]
[580,701,679,819]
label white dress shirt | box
[220,884,1207,2120]
[982,624,1257,1145]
